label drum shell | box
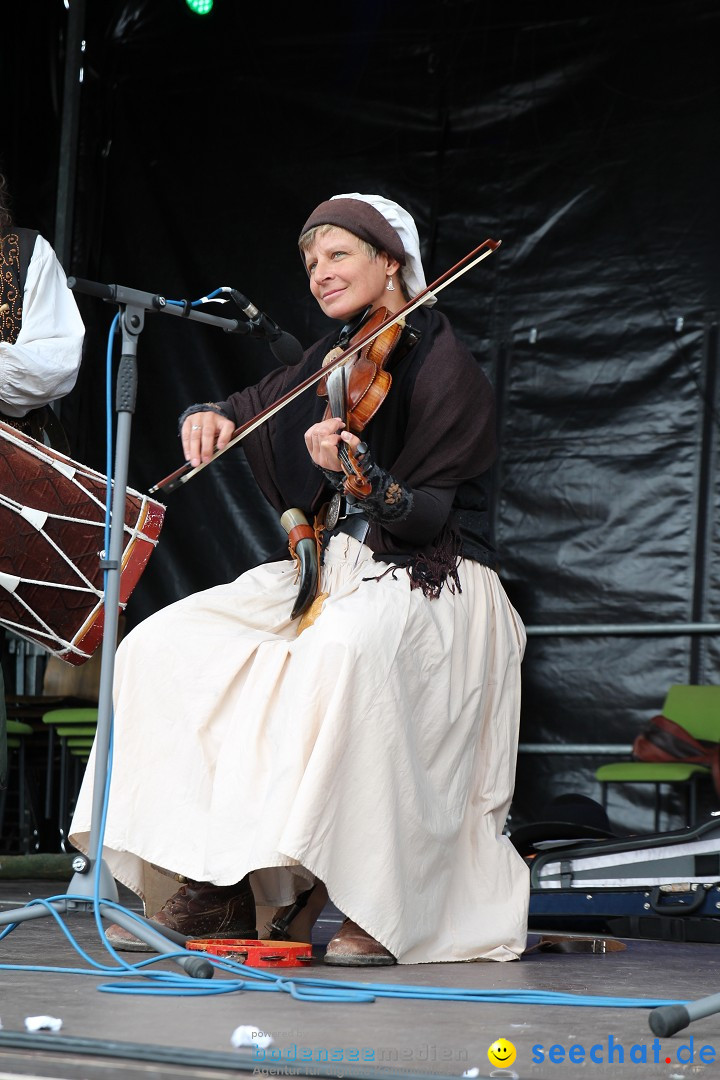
[0,421,165,665]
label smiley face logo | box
[487,1039,517,1068]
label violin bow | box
[150,238,501,496]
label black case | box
[527,817,720,942]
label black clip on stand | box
[0,279,263,979]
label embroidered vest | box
[0,228,69,451]
[0,227,38,343]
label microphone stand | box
[0,280,264,979]
[649,992,720,1038]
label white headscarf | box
[330,193,436,306]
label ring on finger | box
[191,424,202,430]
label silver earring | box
[386,277,395,292]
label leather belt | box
[322,493,369,542]
[329,512,370,543]
[325,491,365,529]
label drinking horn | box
[280,508,319,619]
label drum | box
[0,421,165,665]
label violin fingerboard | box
[325,367,347,424]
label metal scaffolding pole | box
[54,0,86,269]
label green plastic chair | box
[0,719,35,853]
[41,707,98,850]
[596,684,720,830]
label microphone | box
[66,276,305,366]
[229,289,304,365]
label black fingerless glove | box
[177,402,234,436]
[317,466,345,492]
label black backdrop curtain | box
[6,0,720,831]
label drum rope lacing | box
[0,424,162,660]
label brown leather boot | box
[105,877,256,953]
[324,918,396,966]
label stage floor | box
[1,877,719,1080]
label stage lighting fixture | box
[186,0,213,14]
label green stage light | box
[186,0,213,14]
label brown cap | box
[299,198,406,265]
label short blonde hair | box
[298,223,378,261]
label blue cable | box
[164,286,229,309]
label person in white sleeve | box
[0,167,85,794]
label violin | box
[150,238,501,496]
[317,306,404,498]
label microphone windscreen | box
[271,331,304,366]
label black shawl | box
[220,306,497,579]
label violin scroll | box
[337,439,371,499]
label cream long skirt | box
[69,533,529,964]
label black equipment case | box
[527,817,720,943]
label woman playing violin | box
[70,193,529,965]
